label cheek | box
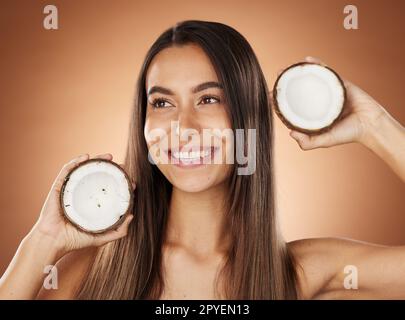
[143,118,153,147]
[144,116,170,148]
[208,109,233,157]
[208,106,232,129]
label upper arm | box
[36,247,97,300]
[288,237,405,299]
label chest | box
[159,249,226,299]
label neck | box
[165,182,231,256]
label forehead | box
[146,44,219,89]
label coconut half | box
[60,159,133,234]
[272,62,346,134]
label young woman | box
[0,20,404,300]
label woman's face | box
[144,44,233,193]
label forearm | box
[361,110,405,182]
[0,230,63,299]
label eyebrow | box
[147,81,223,97]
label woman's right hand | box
[30,153,135,258]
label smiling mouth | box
[165,146,220,167]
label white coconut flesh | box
[61,160,131,233]
[275,64,345,130]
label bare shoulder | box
[36,246,98,300]
[287,237,387,299]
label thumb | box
[289,130,335,150]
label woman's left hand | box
[288,56,387,150]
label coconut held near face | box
[272,62,346,134]
[60,159,134,234]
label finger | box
[343,79,356,94]
[304,56,325,65]
[93,214,134,246]
[341,80,367,114]
[52,154,90,192]
[118,163,136,190]
[269,90,275,104]
[343,79,365,96]
[91,153,113,161]
[290,130,335,150]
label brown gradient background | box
[0,0,404,274]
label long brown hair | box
[77,20,299,299]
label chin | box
[161,165,230,193]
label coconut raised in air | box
[60,158,134,234]
[272,62,347,134]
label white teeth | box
[172,149,211,160]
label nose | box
[175,108,201,137]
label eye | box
[199,95,220,105]
[149,98,172,109]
